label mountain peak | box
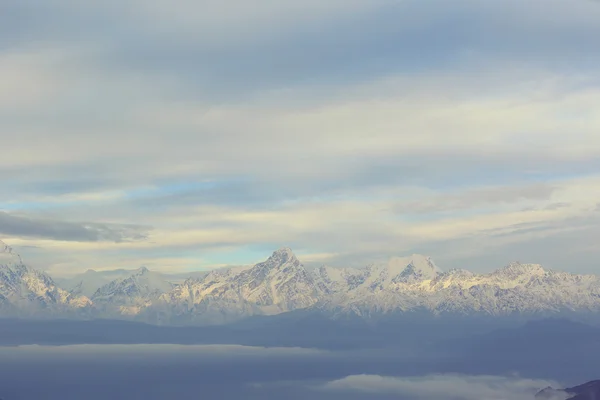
[0,240,23,264]
[0,240,14,255]
[385,254,442,283]
[249,247,303,274]
[268,247,299,264]
[495,262,545,277]
[135,266,150,274]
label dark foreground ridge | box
[537,380,600,400]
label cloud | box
[4,343,325,358]
[2,0,600,273]
[321,374,558,400]
[7,174,600,274]
[543,202,572,211]
[0,211,150,242]
[401,184,558,214]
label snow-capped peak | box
[0,240,92,314]
[2,239,600,325]
[135,266,150,275]
[0,239,23,265]
[263,247,300,268]
[154,247,321,324]
[493,262,546,278]
[91,267,173,316]
[366,254,442,286]
[397,254,442,281]
[0,240,12,254]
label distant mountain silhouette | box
[537,380,600,400]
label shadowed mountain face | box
[567,380,600,400]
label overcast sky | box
[2,0,600,276]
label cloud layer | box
[322,374,558,400]
[0,341,569,400]
[2,0,600,275]
[0,211,149,242]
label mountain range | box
[2,240,600,325]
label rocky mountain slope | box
[151,248,321,324]
[144,249,600,324]
[91,267,174,317]
[56,268,136,298]
[0,241,91,316]
[314,255,600,318]
[2,241,600,324]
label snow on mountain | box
[315,254,441,294]
[152,248,323,324]
[314,265,366,294]
[125,251,600,323]
[329,260,600,317]
[1,240,600,324]
[0,240,91,316]
[314,254,445,315]
[91,267,174,316]
[57,269,135,298]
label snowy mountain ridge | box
[147,249,600,323]
[92,266,174,316]
[2,241,600,324]
[0,240,92,316]
[152,248,321,324]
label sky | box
[2,0,600,276]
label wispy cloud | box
[400,184,558,214]
[0,211,150,242]
[321,374,558,400]
[2,0,600,273]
